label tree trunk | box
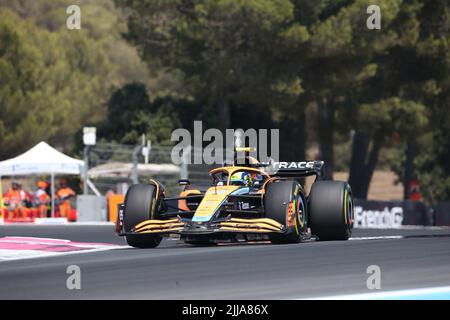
[349,132,369,198]
[297,104,306,161]
[360,135,383,199]
[349,131,383,199]
[317,99,335,179]
[279,98,307,161]
[216,95,230,131]
[403,141,415,200]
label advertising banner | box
[354,199,428,229]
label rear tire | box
[123,184,162,248]
[264,180,307,244]
[309,181,353,241]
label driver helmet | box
[230,172,253,186]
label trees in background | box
[349,99,427,198]
[114,0,308,159]
[0,0,176,158]
[0,0,151,87]
[99,83,180,146]
[0,8,110,158]
[401,0,450,202]
[286,0,443,200]
[348,0,449,201]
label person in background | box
[3,182,30,220]
[408,178,422,202]
[56,178,76,218]
[35,180,50,218]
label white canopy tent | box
[0,142,85,217]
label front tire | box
[309,181,353,241]
[123,184,162,248]
[264,180,308,244]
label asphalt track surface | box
[1,224,450,299]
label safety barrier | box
[1,197,449,227]
[353,199,435,228]
[435,202,450,226]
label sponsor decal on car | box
[192,186,239,222]
[272,161,316,169]
[287,202,296,228]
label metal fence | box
[87,143,225,196]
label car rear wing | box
[232,147,324,178]
[264,161,325,178]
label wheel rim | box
[344,188,353,231]
[294,193,306,236]
[347,192,353,228]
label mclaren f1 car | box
[115,148,354,248]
